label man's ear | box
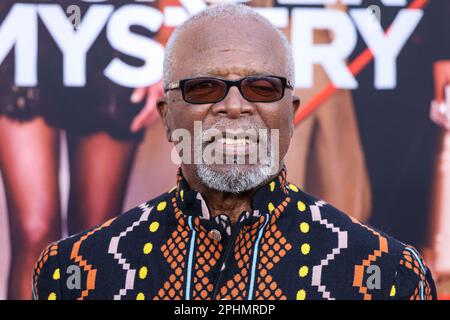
[157,96,173,142]
[292,94,301,116]
[289,94,301,137]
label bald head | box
[163,4,294,88]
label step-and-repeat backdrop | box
[1,0,450,299]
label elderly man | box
[33,4,436,300]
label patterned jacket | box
[33,167,437,300]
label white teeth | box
[218,137,249,146]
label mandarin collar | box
[174,165,290,222]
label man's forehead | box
[186,65,284,78]
[169,15,289,80]
[172,41,287,80]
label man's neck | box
[180,164,282,225]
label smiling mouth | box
[218,137,251,146]
[204,134,261,158]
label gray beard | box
[196,162,279,194]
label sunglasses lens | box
[183,78,226,103]
[242,77,283,102]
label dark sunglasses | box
[164,75,293,104]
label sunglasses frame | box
[164,75,294,104]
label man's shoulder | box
[292,188,407,259]
[285,186,436,299]
[33,189,176,299]
[53,189,175,265]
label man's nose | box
[211,86,255,119]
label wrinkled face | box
[158,16,300,192]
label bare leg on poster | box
[66,131,139,235]
[0,116,62,300]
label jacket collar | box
[174,164,291,225]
